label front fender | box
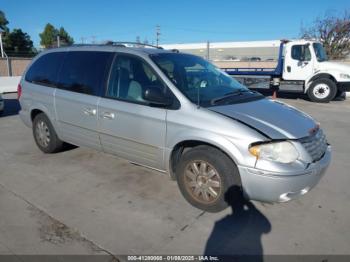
[305,71,338,92]
[165,130,256,174]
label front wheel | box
[176,145,241,212]
[307,78,337,103]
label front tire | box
[32,113,63,153]
[307,78,337,103]
[176,145,241,212]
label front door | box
[98,54,167,170]
[283,44,314,81]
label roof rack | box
[104,41,163,49]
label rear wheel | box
[176,145,241,212]
[307,78,337,103]
[33,113,63,153]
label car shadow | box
[256,90,346,102]
[59,143,79,152]
[204,186,271,261]
[0,98,21,117]
[257,90,309,101]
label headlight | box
[340,73,350,79]
[249,141,299,163]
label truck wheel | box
[307,78,337,103]
[33,113,63,153]
[176,145,241,212]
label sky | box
[1,0,349,47]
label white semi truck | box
[223,39,350,102]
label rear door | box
[98,54,168,170]
[55,51,114,150]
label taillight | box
[17,83,22,100]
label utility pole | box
[206,41,210,60]
[57,35,60,47]
[0,31,4,58]
[156,25,161,47]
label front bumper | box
[238,146,331,202]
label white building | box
[161,40,281,61]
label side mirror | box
[143,87,172,107]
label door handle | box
[287,66,291,72]
[101,112,115,119]
[83,108,97,116]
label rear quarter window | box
[25,52,65,86]
[57,51,114,96]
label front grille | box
[299,129,328,162]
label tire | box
[176,145,241,212]
[307,78,337,103]
[32,113,63,153]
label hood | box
[209,98,317,139]
[316,61,350,73]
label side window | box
[57,51,113,96]
[25,52,65,86]
[291,45,311,61]
[107,55,167,103]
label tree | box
[4,28,35,56]
[0,10,35,57]
[302,11,350,60]
[39,23,58,48]
[58,27,74,45]
[39,24,74,48]
[0,10,9,32]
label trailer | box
[221,40,350,103]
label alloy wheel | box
[35,120,50,148]
[184,160,222,204]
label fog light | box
[300,187,310,195]
[279,187,310,202]
[279,193,292,202]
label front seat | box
[127,80,144,102]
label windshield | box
[313,43,328,62]
[150,53,263,107]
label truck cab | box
[278,40,350,102]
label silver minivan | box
[19,43,331,212]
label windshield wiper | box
[210,89,249,105]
